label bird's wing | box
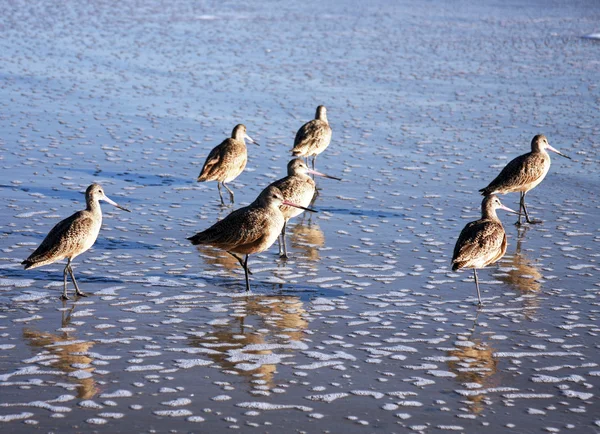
[188,206,266,250]
[198,140,228,181]
[480,153,545,194]
[292,120,330,152]
[452,220,505,268]
[24,211,94,264]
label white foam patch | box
[153,409,193,417]
[86,418,107,425]
[68,370,93,379]
[78,401,103,409]
[562,390,593,400]
[305,393,349,403]
[494,352,583,358]
[0,412,34,422]
[124,365,164,372]
[11,291,48,302]
[295,361,344,370]
[236,402,312,412]
[99,390,133,399]
[350,390,384,399]
[97,413,124,419]
[161,398,192,407]
[427,370,457,378]
[532,374,586,383]
[174,359,212,369]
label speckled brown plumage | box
[479,134,570,225]
[452,195,512,305]
[22,183,130,300]
[269,159,317,258]
[291,106,332,169]
[198,124,253,205]
[188,186,290,291]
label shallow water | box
[1,0,599,432]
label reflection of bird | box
[290,221,325,262]
[498,234,542,293]
[291,105,332,170]
[22,306,98,399]
[452,195,515,305]
[188,186,316,291]
[22,184,130,300]
[497,232,542,320]
[197,124,259,206]
[269,158,339,258]
[480,134,570,226]
[193,245,241,274]
[447,337,499,414]
[187,295,307,386]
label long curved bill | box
[307,168,341,181]
[546,144,571,160]
[282,200,317,213]
[245,134,260,146]
[103,196,131,212]
[499,203,518,214]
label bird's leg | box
[228,252,252,275]
[67,259,87,297]
[312,155,316,171]
[515,192,524,226]
[243,254,251,292]
[280,220,288,259]
[473,269,482,306]
[522,192,542,224]
[222,182,235,204]
[217,183,226,206]
[61,263,70,300]
[277,233,283,256]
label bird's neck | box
[482,207,500,221]
[232,131,246,143]
[86,198,102,216]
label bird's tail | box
[479,187,492,196]
[22,259,36,270]
[187,233,206,245]
[451,261,464,272]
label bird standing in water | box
[480,134,570,225]
[291,105,332,171]
[197,124,259,206]
[451,195,516,306]
[22,184,131,300]
[269,158,340,258]
[188,185,316,291]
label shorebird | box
[479,134,570,225]
[269,158,340,258]
[188,185,316,291]
[22,184,131,300]
[197,124,259,206]
[451,195,516,306]
[291,105,332,170]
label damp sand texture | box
[1,0,599,433]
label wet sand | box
[1,0,599,432]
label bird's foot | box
[60,294,71,301]
[279,253,289,260]
[75,291,88,298]
[526,218,543,225]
